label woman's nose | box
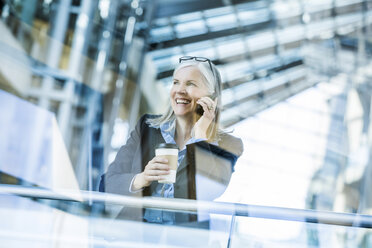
[176,84,187,94]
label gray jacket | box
[103,114,243,222]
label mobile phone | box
[195,93,217,116]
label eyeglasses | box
[179,56,214,74]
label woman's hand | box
[194,96,218,139]
[132,157,169,190]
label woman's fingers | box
[143,156,170,182]
[148,162,169,170]
[197,96,216,113]
[196,100,209,113]
[147,157,169,171]
[197,98,216,120]
[144,168,169,181]
[193,96,218,139]
[198,97,214,109]
[151,157,168,164]
[144,176,164,181]
[145,166,170,175]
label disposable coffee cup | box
[156,143,178,184]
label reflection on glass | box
[0,90,79,192]
[1,0,372,246]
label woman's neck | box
[175,117,193,149]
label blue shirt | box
[143,120,206,224]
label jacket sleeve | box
[104,115,146,196]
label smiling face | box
[171,65,210,120]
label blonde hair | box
[147,59,222,142]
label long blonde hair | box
[147,59,222,141]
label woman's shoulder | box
[137,114,161,126]
[144,114,161,119]
[134,114,163,134]
[218,131,244,157]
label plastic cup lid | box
[156,143,178,149]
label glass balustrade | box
[0,185,371,247]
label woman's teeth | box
[176,99,190,104]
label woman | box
[103,56,243,223]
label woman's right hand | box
[132,157,170,190]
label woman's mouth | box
[175,98,191,104]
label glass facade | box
[1,0,372,247]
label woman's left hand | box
[194,96,218,139]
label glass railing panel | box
[230,216,372,247]
[0,187,230,247]
[1,186,372,247]
[1,3,372,248]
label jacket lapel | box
[177,155,188,174]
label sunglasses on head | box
[179,56,214,74]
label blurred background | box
[1,0,372,247]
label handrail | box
[0,184,372,228]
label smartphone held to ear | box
[195,104,205,116]
[195,93,217,116]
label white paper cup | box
[156,143,178,184]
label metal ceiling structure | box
[144,0,372,127]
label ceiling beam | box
[155,0,225,18]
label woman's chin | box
[174,111,194,119]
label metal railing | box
[0,184,371,228]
